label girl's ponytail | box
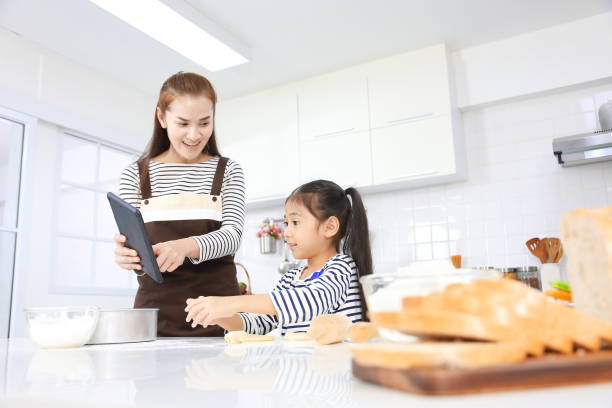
[343,187,373,278]
[343,187,373,320]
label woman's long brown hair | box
[137,72,221,198]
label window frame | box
[50,130,140,296]
[0,106,32,338]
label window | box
[0,115,24,338]
[53,132,139,294]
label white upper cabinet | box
[216,88,299,203]
[297,68,369,142]
[300,130,372,188]
[367,44,453,129]
[370,114,457,185]
[215,43,464,205]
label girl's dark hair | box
[137,72,221,197]
[286,179,373,320]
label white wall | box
[0,26,155,337]
[452,11,612,108]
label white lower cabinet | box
[370,115,456,185]
[299,130,372,188]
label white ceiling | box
[1,0,611,101]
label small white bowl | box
[25,307,100,349]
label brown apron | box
[135,157,240,337]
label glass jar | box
[516,266,542,290]
[499,267,518,280]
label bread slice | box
[371,310,545,356]
[560,206,612,323]
[350,342,528,369]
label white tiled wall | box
[236,81,612,293]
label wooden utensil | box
[554,243,564,263]
[526,238,548,263]
[545,238,561,264]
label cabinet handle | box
[387,112,435,124]
[388,171,438,181]
[312,127,355,139]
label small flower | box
[257,220,283,239]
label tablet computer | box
[107,192,163,284]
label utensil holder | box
[540,263,561,291]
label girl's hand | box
[185,296,236,328]
[113,234,142,271]
[152,238,194,272]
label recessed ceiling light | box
[88,0,248,72]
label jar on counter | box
[516,266,542,290]
[499,267,518,280]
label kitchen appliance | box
[599,99,612,131]
[87,308,158,344]
[278,242,301,274]
[552,128,612,167]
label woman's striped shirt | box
[118,157,245,263]
[239,254,363,335]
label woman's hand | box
[185,296,237,328]
[153,238,197,272]
[113,234,142,271]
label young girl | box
[113,71,246,337]
[184,179,373,334]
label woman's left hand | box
[152,238,194,272]
[185,296,236,328]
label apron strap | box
[211,157,229,197]
[137,159,152,200]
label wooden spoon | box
[554,242,564,263]
[544,238,559,264]
[526,238,548,263]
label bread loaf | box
[560,206,612,323]
[375,278,612,354]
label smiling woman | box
[113,72,246,337]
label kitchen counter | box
[1,337,611,408]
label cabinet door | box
[299,131,372,188]
[367,44,452,129]
[297,68,369,142]
[371,115,456,185]
[216,89,299,202]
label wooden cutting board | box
[352,350,612,395]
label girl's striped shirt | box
[239,254,363,335]
[118,157,245,263]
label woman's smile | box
[181,139,204,152]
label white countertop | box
[1,337,611,408]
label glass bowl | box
[25,306,100,348]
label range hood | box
[553,129,612,167]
